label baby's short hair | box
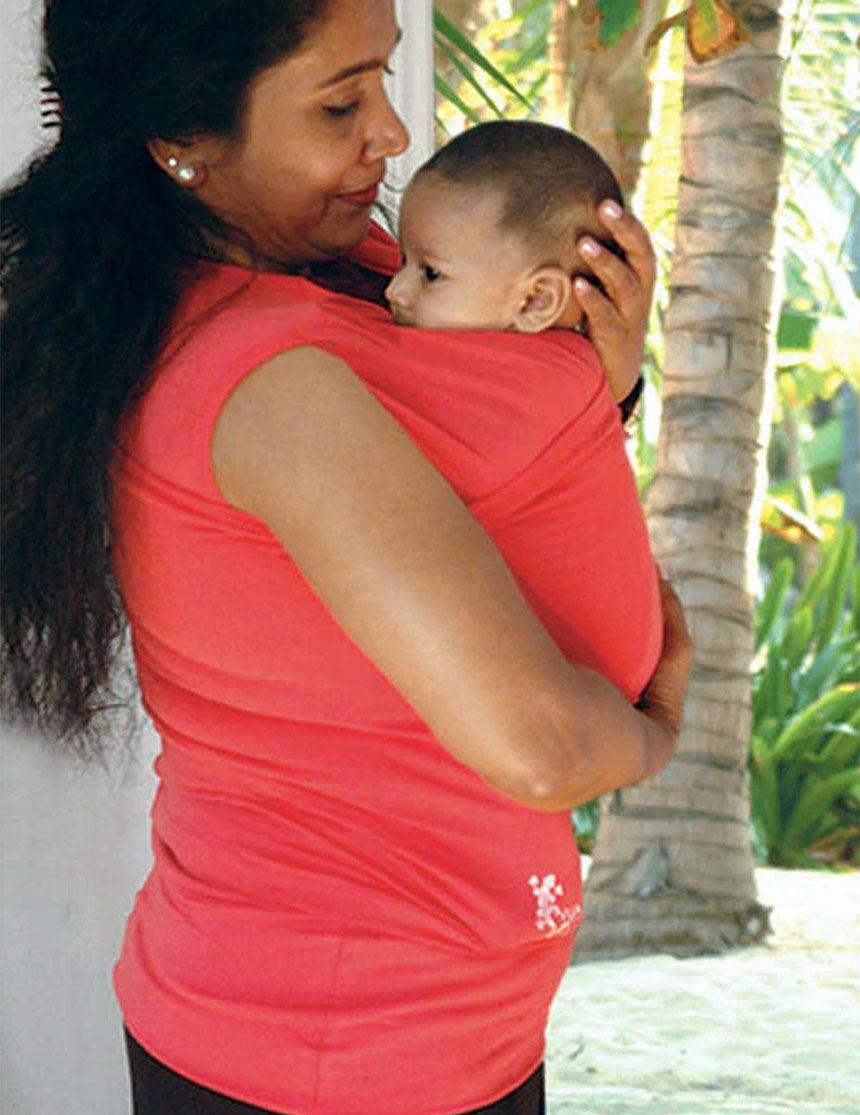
[417,120,623,261]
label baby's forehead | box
[401,172,608,273]
[408,172,597,241]
[399,176,506,253]
[406,173,503,220]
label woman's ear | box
[511,266,575,334]
[146,136,215,188]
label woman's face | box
[192,0,408,264]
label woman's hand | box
[573,202,656,403]
[636,575,694,778]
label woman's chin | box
[340,205,373,239]
[315,211,373,259]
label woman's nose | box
[363,94,410,163]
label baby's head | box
[385,120,624,332]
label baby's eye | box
[324,101,359,119]
[423,265,442,283]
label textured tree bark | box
[434,0,488,33]
[548,0,572,124]
[567,0,671,196]
[576,0,798,962]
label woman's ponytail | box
[1,0,326,756]
[1,129,191,755]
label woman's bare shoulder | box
[212,344,385,514]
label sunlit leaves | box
[433,9,535,107]
[646,0,749,61]
[579,0,642,49]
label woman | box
[1,1,692,1113]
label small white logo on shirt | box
[528,873,582,938]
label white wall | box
[1,729,159,1114]
[387,0,435,192]
[0,3,434,1113]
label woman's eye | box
[423,265,441,283]
[384,64,396,76]
[324,102,359,119]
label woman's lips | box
[337,180,382,207]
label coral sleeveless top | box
[111,224,661,1115]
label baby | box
[385,120,624,336]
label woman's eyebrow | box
[317,28,403,89]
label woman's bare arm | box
[212,346,688,812]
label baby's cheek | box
[414,297,452,330]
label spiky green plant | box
[750,523,860,868]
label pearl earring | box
[167,155,197,183]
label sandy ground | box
[545,862,860,1115]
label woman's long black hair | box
[1,0,327,758]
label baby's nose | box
[385,273,409,311]
[383,276,397,305]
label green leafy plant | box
[750,523,860,868]
[433,7,538,133]
[573,797,600,855]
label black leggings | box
[124,1028,545,1115]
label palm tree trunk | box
[547,0,571,124]
[434,0,474,28]
[577,0,799,961]
[567,0,671,196]
[434,0,492,33]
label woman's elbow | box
[480,697,591,813]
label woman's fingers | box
[577,204,656,321]
[576,241,645,322]
[641,575,694,736]
[572,203,656,403]
[572,276,639,403]
[572,276,625,360]
[597,202,656,298]
[573,274,621,330]
[657,575,693,663]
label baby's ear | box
[511,267,574,334]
